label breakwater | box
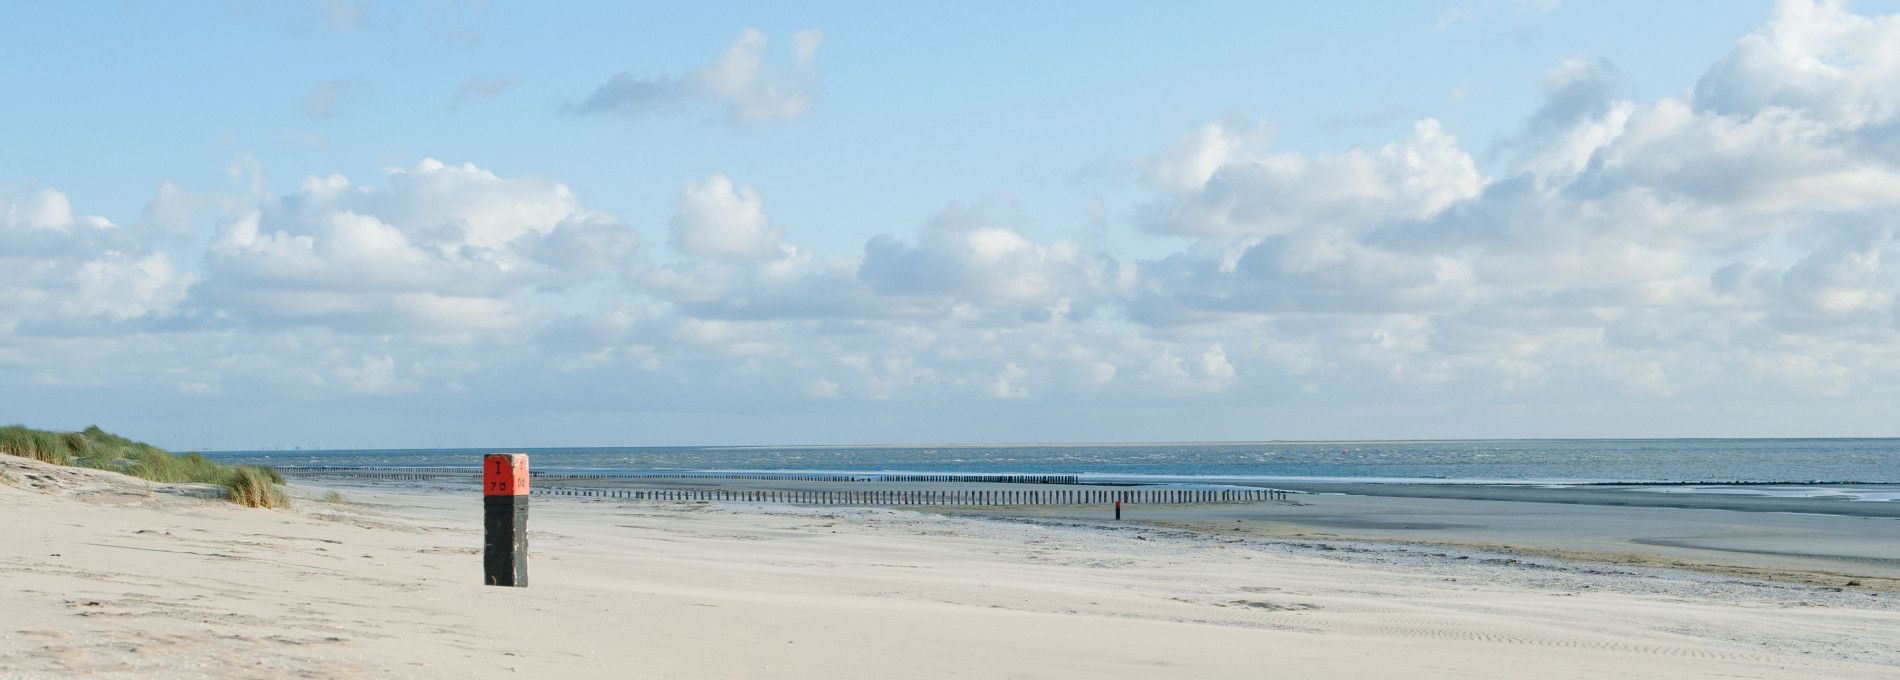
[532,486,1290,505]
[279,468,1293,505]
[277,467,1081,485]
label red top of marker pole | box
[484,453,530,496]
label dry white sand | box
[3,455,1898,679]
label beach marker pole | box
[483,453,530,587]
[1114,498,1121,521]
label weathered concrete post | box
[483,453,530,587]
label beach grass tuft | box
[321,490,347,504]
[225,466,291,508]
[1,423,288,508]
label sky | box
[4,0,1900,450]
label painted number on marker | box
[485,455,528,496]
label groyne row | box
[285,470,476,482]
[533,486,1291,505]
[280,468,1295,504]
[540,472,1084,485]
[281,467,1082,485]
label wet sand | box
[947,485,1900,592]
[1265,481,1900,518]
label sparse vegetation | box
[321,490,347,504]
[224,465,291,508]
[0,424,287,508]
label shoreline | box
[343,472,1900,591]
[306,471,1900,591]
[1266,480,1900,517]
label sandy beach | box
[4,456,1899,679]
[15,1,1900,677]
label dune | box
[2,454,1897,678]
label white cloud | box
[988,362,1030,399]
[72,253,190,321]
[1142,121,1267,193]
[336,354,409,395]
[1,187,192,333]
[5,187,79,231]
[859,203,1129,311]
[570,28,823,124]
[669,174,786,260]
[1141,344,1238,394]
[791,30,825,67]
[699,28,821,123]
[143,181,214,236]
[1201,344,1236,385]
[194,159,639,333]
[1140,119,1483,237]
[1121,0,1900,405]
[1693,0,1900,128]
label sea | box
[205,438,1900,485]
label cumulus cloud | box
[669,175,786,260]
[335,354,410,395]
[1121,0,1900,403]
[1141,344,1238,394]
[643,189,1133,329]
[1140,118,1484,237]
[193,159,640,333]
[641,175,901,322]
[0,187,192,334]
[988,362,1030,399]
[858,203,1130,313]
[1693,0,1900,127]
[570,28,824,124]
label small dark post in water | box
[1114,498,1121,521]
[483,453,530,587]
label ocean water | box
[205,438,1900,484]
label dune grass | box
[225,465,290,508]
[0,424,289,508]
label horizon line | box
[198,435,1900,453]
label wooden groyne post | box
[483,453,530,587]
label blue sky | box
[4,1,1900,449]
